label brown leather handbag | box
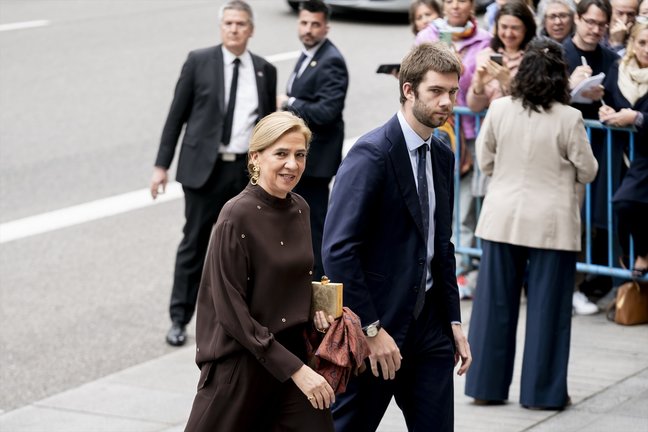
[607,281,648,326]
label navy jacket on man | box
[322,114,460,346]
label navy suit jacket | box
[287,39,348,179]
[155,45,277,189]
[322,114,460,347]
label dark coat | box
[322,114,460,348]
[155,45,277,189]
[287,39,349,179]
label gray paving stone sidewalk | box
[1,302,647,432]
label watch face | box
[366,326,378,337]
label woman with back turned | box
[465,39,598,410]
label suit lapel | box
[386,116,426,240]
[214,46,225,114]
[292,39,330,92]
[250,53,267,116]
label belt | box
[219,152,247,162]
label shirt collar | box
[222,46,251,67]
[397,110,431,153]
[302,39,326,59]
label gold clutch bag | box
[311,276,343,319]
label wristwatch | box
[362,320,381,337]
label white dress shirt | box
[221,47,258,154]
[397,110,436,292]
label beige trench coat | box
[475,96,599,252]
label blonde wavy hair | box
[247,111,312,176]
[623,22,648,67]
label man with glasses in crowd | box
[563,0,621,314]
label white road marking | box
[0,183,183,244]
[1,137,360,244]
[265,51,301,63]
[0,20,50,32]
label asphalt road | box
[0,0,412,412]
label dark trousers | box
[293,176,331,281]
[169,158,248,325]
[615,200,648,259]
[465,240,575,407]
[185,351,334,432]
[332,293,455,432]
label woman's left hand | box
[291,365,336,409]
[314,310,335,334]
[600,108,637,127]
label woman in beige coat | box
[464,39,598,410]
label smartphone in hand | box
[376,64,400,74]
[490,54,503,65]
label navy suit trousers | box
[332,291,455,432]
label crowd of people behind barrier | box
[151,1,645,429]
[412,0,647,316]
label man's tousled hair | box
[399,42,462,104]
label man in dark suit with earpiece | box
[150,0,276,347]
[278,0,348,280]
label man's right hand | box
[366,328,401,380]
[569,65,593,89]
[150,167,168,199]
[609,18,628,46]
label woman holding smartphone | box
[467,0,537,112]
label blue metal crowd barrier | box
[450,106,646,281]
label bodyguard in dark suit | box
[150,0,276,346]
[321,42,471,432]
[279,0,349,280]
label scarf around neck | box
[618,58,648,106]
[435,17,478,40]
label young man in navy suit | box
[278,0,349,280]
[150,0,277,347]
[322,42,471,432]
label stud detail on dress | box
[280,241,284,246]
[241,234,246,238]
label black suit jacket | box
[322,115,460,347]
[155,45,277,189]
[287,39,348,179]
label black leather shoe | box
[166,323,187,347]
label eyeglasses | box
[580,16,609,30]
[546,12,571,22]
